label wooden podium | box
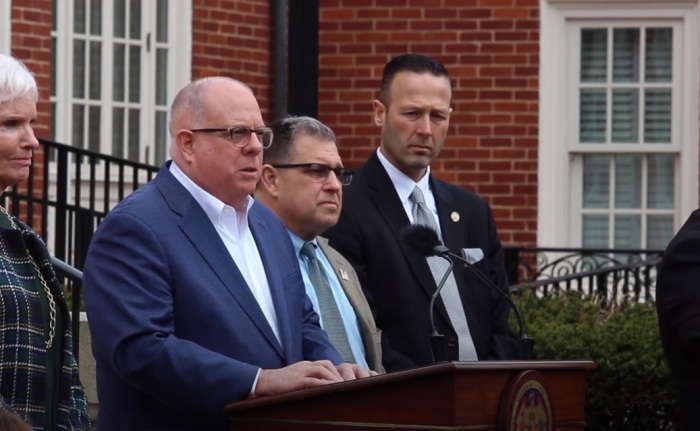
[225,360,595,430]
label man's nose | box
[325,170,343,190]
[416,115,433,136]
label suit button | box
[447,337,457,347]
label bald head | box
[169,77,251,135]
[169,77,253,162]
[168,77,266,209]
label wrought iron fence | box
[2,138,159,358]
[2,138,159,269]
[504,246,664,305]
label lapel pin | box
[339,269,350,281]
[451,211,460,222]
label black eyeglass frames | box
[188,126,274,149]
[271,163,354,186]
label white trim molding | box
[538,0,700,246]
[0,0,11,54]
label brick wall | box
[11,0,52,139]
[317,0,540,245]
[10,0,53,226]
[192,0,275,119]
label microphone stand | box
[443,249,535,360]
[428,255,454,364]
[401,224,534,361]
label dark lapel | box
[430,177,466,260]
[363,155,450,313]
[155,163,284,358]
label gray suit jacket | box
[317,237,385,373]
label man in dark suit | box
[325,53,519,372]
[256,115,384,373]
[656,209,700,431]
[83,77,371,431]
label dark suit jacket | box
[657,208,700,431]
[83,162,342,431]
[325,153,518,371]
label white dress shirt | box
[377,148,441,233]
[169,161,281,342]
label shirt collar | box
[376,147,431,205]
[287,229,319,257]
[169,160,254,226]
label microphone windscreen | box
[401,224,441,257]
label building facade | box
[4,0,698,249]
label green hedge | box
[511,290,676,430]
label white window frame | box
[539,0,699,247]
[52,0,192,164]
[0,0,10,54]
[44,1,192,255]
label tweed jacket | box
[0,213,90,431]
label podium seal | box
[498,369,554,431]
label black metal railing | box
[504,246,664,304]
[51,256,84,359]
[2,138,159,270]
[2,138,159,359]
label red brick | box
[479,0,515,6]
[322,8,357,20]
[482,138,513,148]
[480,20,514,30]
[494,8,530,19]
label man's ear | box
[259,164,280,197]
[373,99,386,127]
[176,130,195,163]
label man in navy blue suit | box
[83,77,371,431]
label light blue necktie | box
[301,242,355,363]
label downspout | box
[273,0,287,120]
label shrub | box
[511,290,676,430]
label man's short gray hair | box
[264,116,337,164]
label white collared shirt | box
[169,161,280,343]
[376,148,442,236]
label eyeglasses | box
[188,126,274,149]
[271,163,354,186]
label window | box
[51,0,192,165]
[574,24,677,249]
[540,1,698,249]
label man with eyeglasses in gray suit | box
[256,115,384,374]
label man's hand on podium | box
[336,362,378,380]
[255,360,376,397]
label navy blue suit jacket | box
[325,153,518,371]
[657,208,700,431]
[83,162,341,431]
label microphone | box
[402,226,454,363]
[401,224,535,360]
